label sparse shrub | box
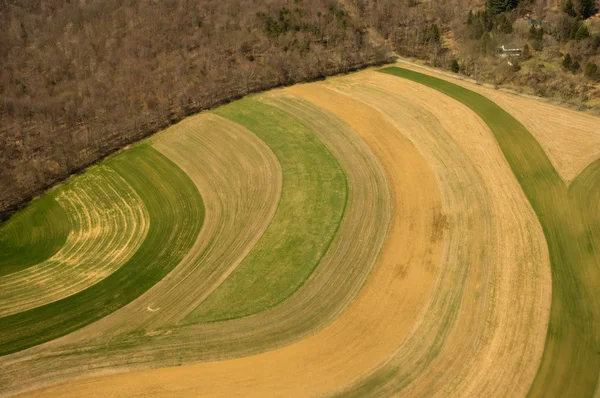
[575,25,590,41]
[585,62,598,80]
[562,53,572,69]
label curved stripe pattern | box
[0,167,149,316]
[0,195,71,277]
[0,95,390,396]
[7,75,447,398]
[0,144,204,356]
[185,98,347,323]
[0,67,596,398]
[73,112,284,335]
[343,66,598,397]
[326,69,549,397]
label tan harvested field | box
[1,65,598,397]
[322,71,551,396]
[396,62,600,183]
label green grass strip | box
[0,195,71,277]
[184,97,347,323]
[364,66,599,396]
[0,144,204,356]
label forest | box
[1,0,599,219]
[0,0,388,218]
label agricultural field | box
[0,65,599,397]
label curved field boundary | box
[67,113,283,336]
[324,70,549,397]
[0,195,71,277]
[0,144,204,357]
[0,167,149,317]
[395,61,600,183]
[185,98,347,323]
[0,94,390,397]
[352,66,599,397]
[14,81,447,398]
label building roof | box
[501,44,522,51]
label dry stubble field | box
[0,64,599,397]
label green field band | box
[0,144,204,356]
[0,195,71,277]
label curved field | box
[11,76,444,397]
[185,98,347,323]
[66,113,284,335]
[17,69,546,397]
[0,167,149,317]
[0,145,203,357]
[326,69,550,397]
[364,66,599,397]
[0,195,70,277]
[0,95,388,396]
[396,62,600,183]
[1,65,598,397]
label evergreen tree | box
[450,59,460,73]
[563,0,576,17]
[529,25,544,50]
[580,0,596,19]
[479,32,495,55]
[562,53,572,69]
[529,25,538,39]
[569,19,580,39]
[496,13,513,33]
[486,0,516,15]
[467,10,473,25]
[428,23,441,44]
[571,59,580,72]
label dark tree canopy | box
[486,0,517,15]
